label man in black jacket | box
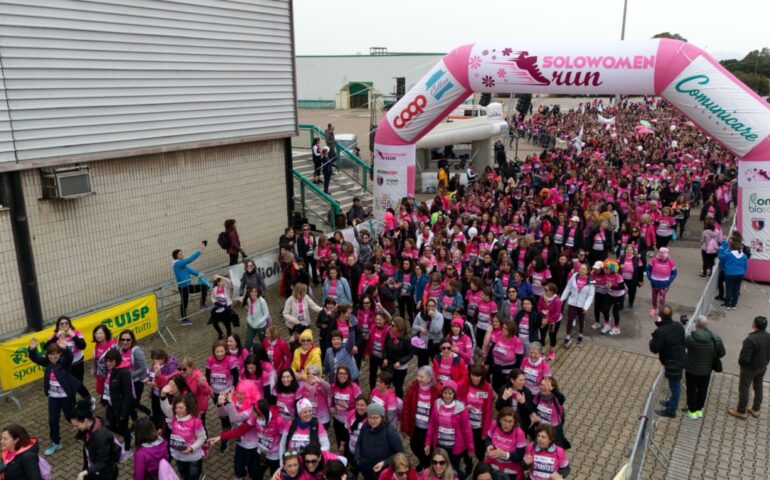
[728,316,770,419]
[649,305,686,418]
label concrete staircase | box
[292,151,373,232]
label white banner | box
[228,248,281,300]
[738,160,770,188]
[597,114,616,125]
[372,144,416,218]
[662,56,770,157]
[742,188,770,260]
[467,41,659,95]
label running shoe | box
[600,323,611,334]
[591,322,601,330]
[648,309,657,317]
[181,319,193,327]
[547,351,555,361]
[44,443,62,456]
[563,337,572,349]
[577,336,584,346]
[609,327,621,336]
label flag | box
[597,115,616,126]
[573,124,584,154]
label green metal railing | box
[296,123,372,192]
[292,168,341,227]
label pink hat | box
[659,247,669,256]
[451,317,464,329]
[441,379,458,394]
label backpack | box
[159,458,181,480]
[705,237,718,254]
[217,231,230,250]
[38,456,52,480]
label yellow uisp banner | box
[0,293,158,391]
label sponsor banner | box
[468,42,658,95]
[738,160,770,188]
[0,294,157,390]
[373,144,416,218]
[228,248,283,300]
[663,56,770,157]
[385,62,468,143]
[742,188,770,260]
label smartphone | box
[202,240,208,246]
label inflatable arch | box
[373,39,770,281]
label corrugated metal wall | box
[0,0,296,165]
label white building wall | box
[296,54,445,102]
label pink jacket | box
[537,295,562,325]
[426,399,474,456]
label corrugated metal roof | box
[0,0,296,165]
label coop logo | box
[752,218,765,231]
[392,95,427,129]
[425,69,454,101]
[748,193,770,214]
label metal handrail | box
[298,122,372,178]
[292,168,341,227]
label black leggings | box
[398,295,415,321]
[624,279,639,308]
[177,458,203,480]
[179,284,208,319]
[392,368,408,398]
[594,293,608,323]
[106,406,131,450]
[604,295,623,326]
[566,306,585,337]
[701,251,716,276]
[70,362,92,399]
[539,322,561,348]
[410,427,429,470]
[368,356,384,391]
[333,418,350,454]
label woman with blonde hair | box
[282,283,322,334]
[378,452,419,480]
[419,448,458,480]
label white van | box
[447,104,487,121]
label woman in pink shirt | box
[424,380,473,476]
[537,283,562,362]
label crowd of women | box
[1,97,739,480]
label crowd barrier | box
[623,217,734,478]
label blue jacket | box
[322,277,352,305]
[394,270,417,297]
[512,280,534,301]
[717,240,748,277]
[412,273,429,304]
[323,328,359,381]
[172,250,202,287]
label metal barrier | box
[624,217,733,479]
[292,168,341,228]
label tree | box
[731,71,770,96]
[652,32,688,42]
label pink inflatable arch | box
[373,39,770,281]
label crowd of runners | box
[1,97,742,480]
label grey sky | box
[293,0,767,60]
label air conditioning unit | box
[42,167,92,199]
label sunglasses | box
[180,367,188,372]
[304,458,319,465]
[300,339,312,343]
[432,460,447,466]
[284,450,299,457]
[441,346,452,351]
[120,338,132,342]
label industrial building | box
[0,0,297,337]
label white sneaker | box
[601,323,611,334]
[591,322,601,330]
[609,327,621,336]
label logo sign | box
[377,176,384,186]
[752,218,765,231]
[0,294,158,390]
[663,56,770,157]
[385,63,467,142]
[742,188,770,261]
[468,42,658,95]
[393,95,427,129]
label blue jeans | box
[666,376,682,415]
[48,396,75,444]
[724,275,743,308]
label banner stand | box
[0,388,21,410]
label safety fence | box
[624,218,733,479]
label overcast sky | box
[293,0,767,60]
